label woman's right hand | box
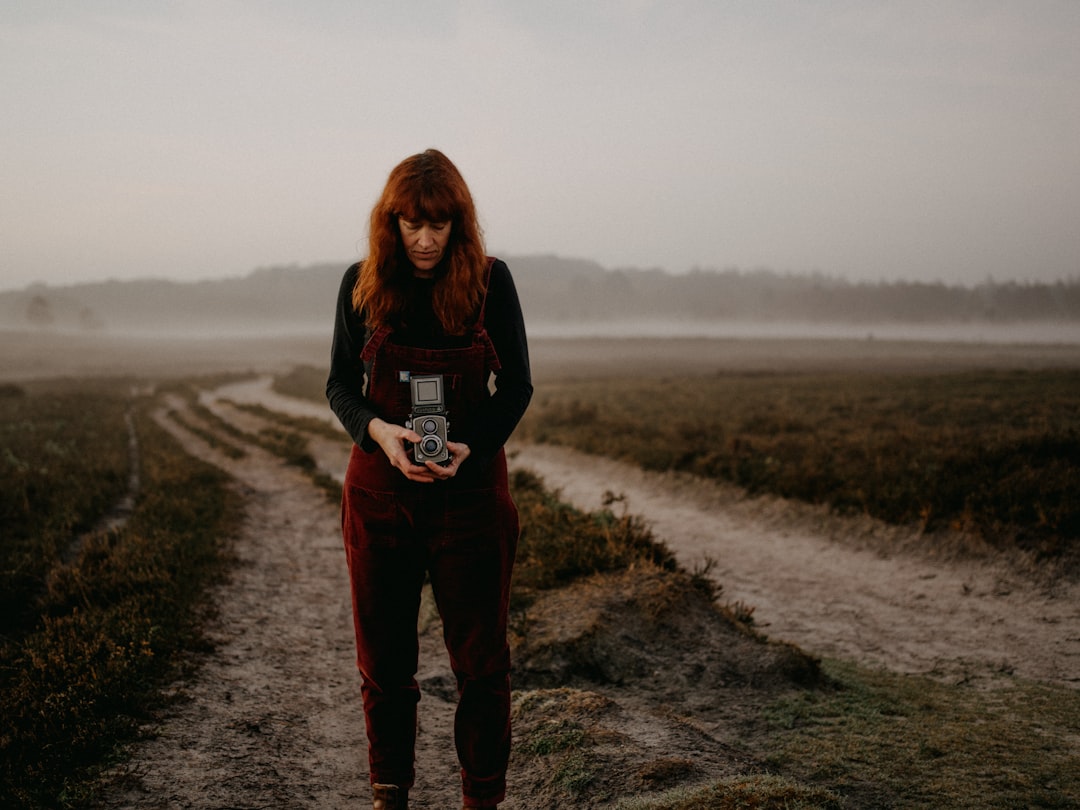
[366,417,440,482]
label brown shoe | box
[372,783,407,810]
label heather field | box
[0,379,240,807]
[2,333,1079,808]
[517,368,1080,572]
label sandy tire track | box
[506,443,1080,689]
[99,395,465,809]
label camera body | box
[405,374,450,465]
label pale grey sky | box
[2,0,1078,291]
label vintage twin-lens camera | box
[405,374,450,465]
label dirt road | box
[507,444,1080,690]
[216,376,1080,689]
[100,377,1078,808]
[101,392,467,809]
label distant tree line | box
[509,257,1080,324]
[1,257,1077,333]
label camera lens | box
[421,436,442,455]
[421,418,438,434]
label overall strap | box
[361,258,501,369]
[360,324,392,363]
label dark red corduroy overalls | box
[341,271,518,808]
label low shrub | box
[510,468,676,597]
[0,400,239,808]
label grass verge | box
[0,383,240,809]
[1,381,131,638]
[761,659,1080,808]
[612,776,843,810]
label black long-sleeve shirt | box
[326,259,532,468]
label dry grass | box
[1,381,131,637]
[0,382,241,808]
[761,660,1080,809]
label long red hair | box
[352,149,487,335]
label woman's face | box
[398,217,452,274]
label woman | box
[326,149,531,810]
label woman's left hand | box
[423,440,470,481]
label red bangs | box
[391,188,457,224]
[382,151,469,224]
